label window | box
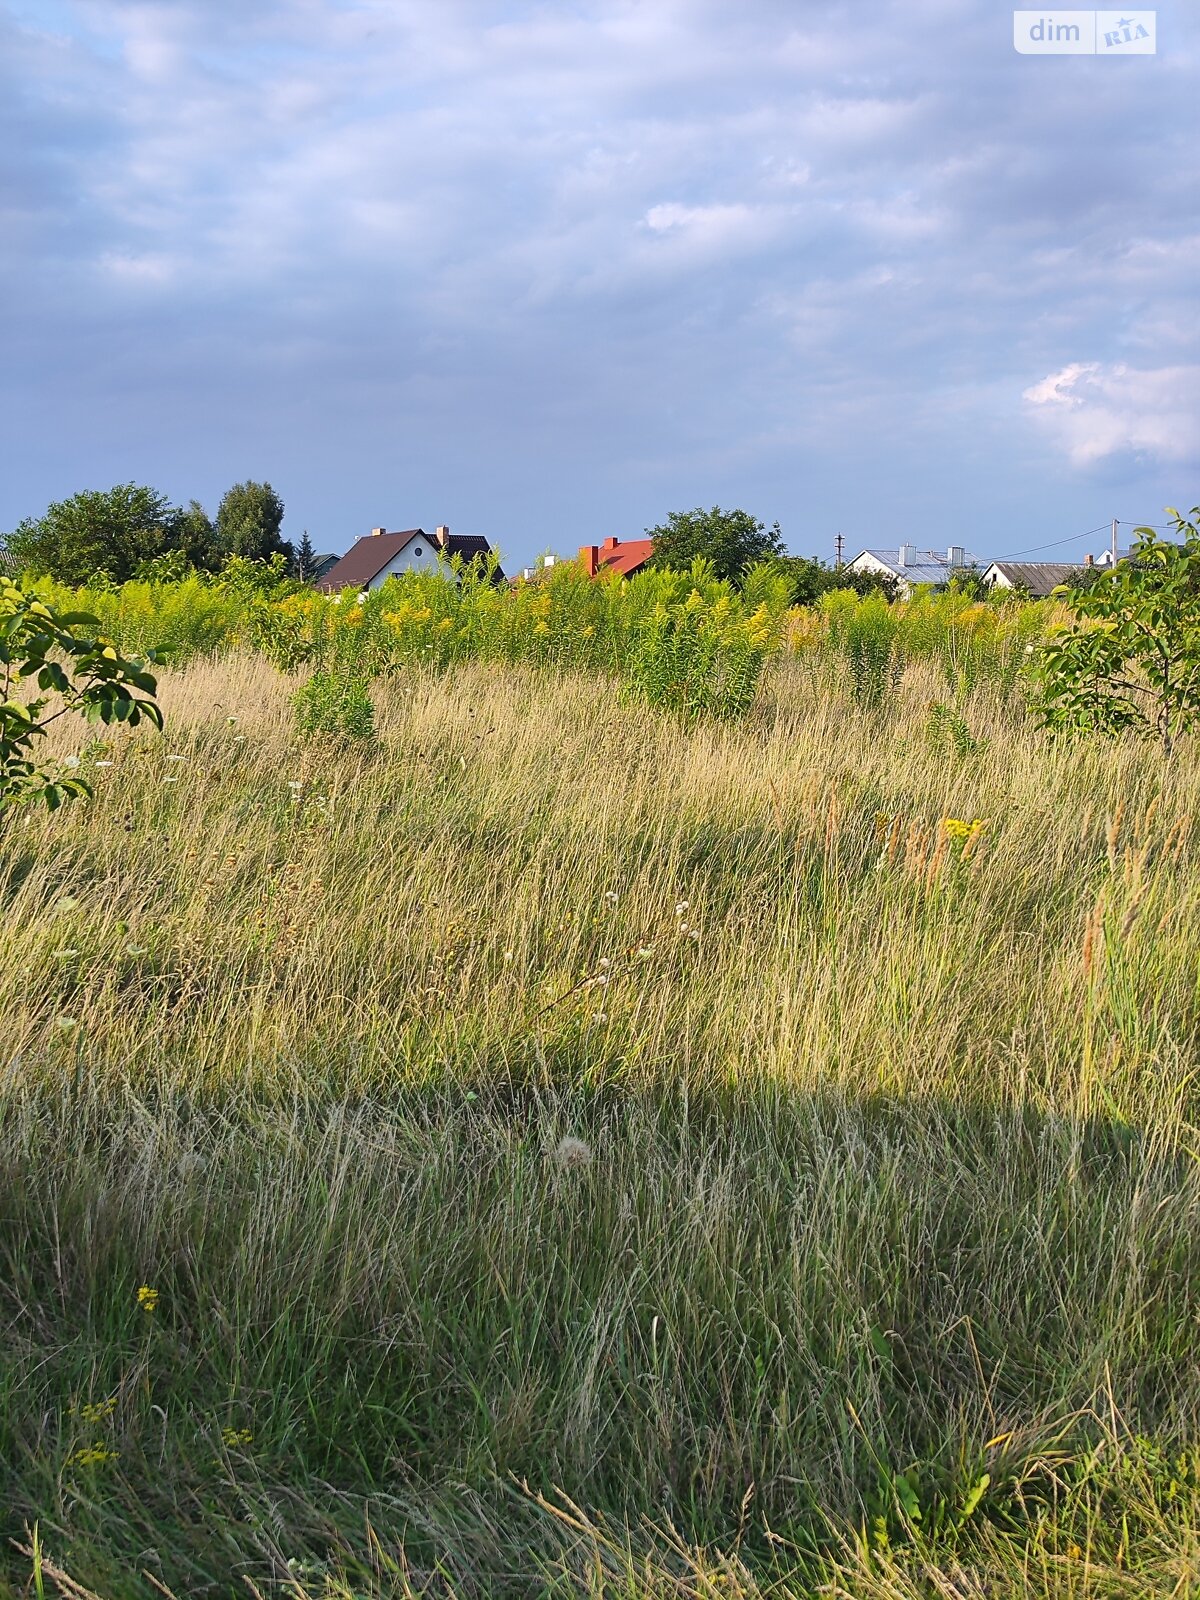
[414,546,423,556]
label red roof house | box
[579,536,654,578]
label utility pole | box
[834,531,844,569]
[1111,517,1119,565]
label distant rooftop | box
[851,546,981,586]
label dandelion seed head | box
[552,1135,592,1170]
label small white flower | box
[503,950,514,962]
[591,1013,608,1025]
[636,946,654,959]
[678,923,691,935]
[596,973,609,986]
[689,929,700,941]
[63,755,81,769]
[598,957,611,968]
[604,891,619,904]
[675,900,690,915]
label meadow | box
[3,571,1200,1598]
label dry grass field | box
[4,647,1200,1597]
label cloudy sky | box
[2,0,1198,566]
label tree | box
[768,554,898,607]
[294,531,319,581]
[216,481,289,562]
[6,485,180,585]
[0,578,162,827]
[166,499,220,571]
[1033,507,1200,758]
[645,507,784,585]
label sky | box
[2,0,1198,567]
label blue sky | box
[2,0,1198,567]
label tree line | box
[2,481,323,587]
[5,486,889,606]
[644,506,896,604]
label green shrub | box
[293,670,376,742]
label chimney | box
[601,536,619,552]
[435,524,450,549]
[1085,552,1094,567]
[947,544,965,567]
[371,526,387,537]
[897,543,916,567]
[580,544,599,578]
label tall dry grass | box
[3,651,1200,1598]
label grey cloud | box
[1,0,1197,558]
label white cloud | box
[1023,362,1200,466]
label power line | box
[990,524,1110,561]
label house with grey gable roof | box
[980,560,1082,598]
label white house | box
[980,560,1082,598]
[318,525,503,591]
[846,544,981,596]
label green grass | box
[3,649,1200,1597]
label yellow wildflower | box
[67,1443,120,1468]
[136,1284,159,1312]
[76,1397,117,1425]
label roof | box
[851,548,981,586]
[984,561,1081,597]
[317,529,503,591]
[598,537,654,578]
[442,533,503,577]
[318,529,426,590]
[0,543,16,577]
